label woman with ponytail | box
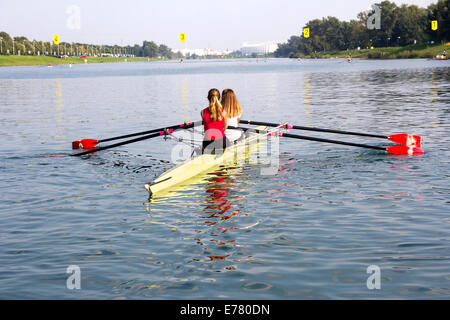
[201,88,231,154]
[222,89,243,143]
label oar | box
[238,127,424,155]
[240,120,422,147]
[72,121,197,150]
[71,121,202,157]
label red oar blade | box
[388,134,422,147]
[72,139,99,150]
[387,145,424,155]
[72,141,81,149]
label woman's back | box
[201,88,230,154]
[227,114,241,128]
[202,107,225,141]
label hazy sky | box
[0,0,437,50]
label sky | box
[0,0,437,50]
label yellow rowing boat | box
[145,125,279,196]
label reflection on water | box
[180,77,189,122]
[430,71,439,104]
[191,166,277,272]
[194,170,244,267]
[303,74,312,119]
[54,79,65,143]
[0,59,449,299]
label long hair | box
[207,88,223,121]
[221,89,242,118]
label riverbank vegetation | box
[301,43,449,59]
[0,55,163,67]
[0,30,182,66]
[275,0,449,59]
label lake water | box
[0,58,449,299]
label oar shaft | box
[281,133,386,151]
[99,123,193,143]
[72,121,201,157]
[72,132,161,157]
[240,120,387,139]
[240,126,385,151]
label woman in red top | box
[201,89,231,154]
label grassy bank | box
[300,43,449,59]
[0,55,164,67]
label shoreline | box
[0,55,168,67]
[295,43,449,60]
[1,43,448,67]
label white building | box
[240,41,279,55]
[172,48,233,57]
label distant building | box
[172,48,233,57]
[240,41,279,55]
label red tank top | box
[202,107,225,141]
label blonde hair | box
[221,89,242,118]
[207,88,223,121]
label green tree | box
[133,44,142,57]
[371,1,399,47]
[274,0,443,57]
[1,30,176,59]
[427,0,450,42]
[0,31,13,54]
[274,36,302,57]
[143,41,159,58]
[343,20,367,49]
[158,44,172,58]
[392,4,429,46]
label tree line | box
[275,0,449,57]
[0,31,181,59]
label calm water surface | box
[0,58,449,299]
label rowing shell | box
[145,125,280,196]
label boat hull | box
[145,125,274,196]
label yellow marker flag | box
[303,28,310,39]
[180,33,186,43]
[431,20,438,31]
[53,35,60,45]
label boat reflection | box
[143,142,278,271]
[200,170,239,226]
[187,167,263,270]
